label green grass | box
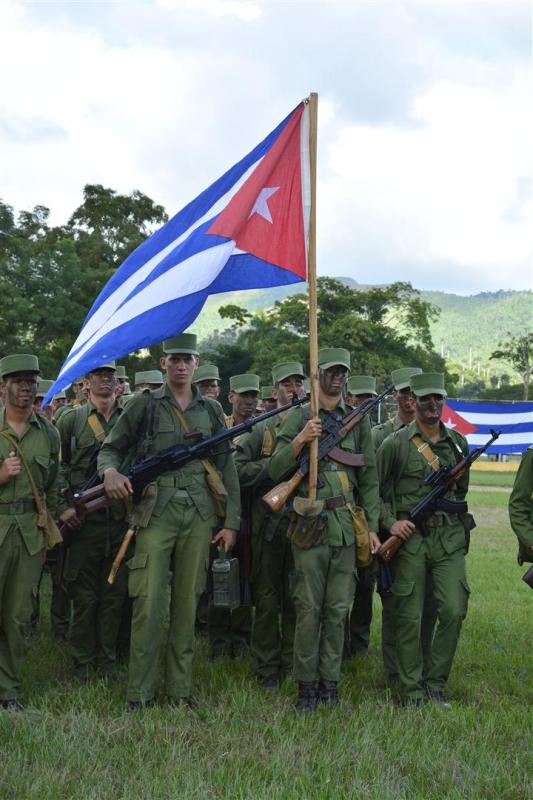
[470,470,517,488]
[468,489,511,509]
[0,489,531,800]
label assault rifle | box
[378,429,500,562]
[262,385,394,513]
[72,394,307,517]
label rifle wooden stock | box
[263,471,305,513]
[377,535,402,562]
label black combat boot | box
[295,681,317,714]
[317,679,338,706]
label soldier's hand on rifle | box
[292,416,322,457]
[390,519,416,541]
[369,531,381,554]
[0,452,21,484]
[103,468,133,500]
[59,507,81,530]
[212,528,237,553]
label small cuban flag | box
[45,101,311,402]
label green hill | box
[193,280,532,375]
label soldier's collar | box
[318,396,347,414]
[0,406,40,431]
[409,419,451,441]
[160,381,204,405]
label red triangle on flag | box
[207,104,307,280]
[442,404,478,435]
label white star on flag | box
[248,186,279,223]
[444,417,456,429]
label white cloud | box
[154,0,262,21]
[319,72,531,290]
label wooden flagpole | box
[307,92,319,500]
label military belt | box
[323,493,352,511]
[158,474,192,489]
[0,500,37,515]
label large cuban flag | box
[443,400,533,454]
[44,102,310,402]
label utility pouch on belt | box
[460,511,476,554]
[287,498,327,549]
[349,504,372,567]
[211,547,240,610]
[171,405,227,520]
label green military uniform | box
[0,354,63,703]
[57,376,128,679]
[234,361,304,682]
[209,373,259,659]
[269,349,380,692]
[376,373,470,702]
[98,334,240,703]
[509,445,533,565]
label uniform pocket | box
[127,552,149,598]
[392,579,415,597]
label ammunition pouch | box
[349,504,372,568]
[287,498,327,549]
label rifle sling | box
[170,405,225,491]
[411,435,440,472]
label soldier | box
[115,366,129,399]
[372,367,422,450]
[0,354,66,710]
[57,361,129,681]
[260,386,277,413]
[134,370,164,392]
[376,373,470,708]
[343,375,378,660]
[98,333,240,709]
[372,367,437,686]
[193,364,221,401]
[235,361,305,688]
[33,379,54,421]
[269,348,380,712]
[207,374,259,660]
[509,445,533,568]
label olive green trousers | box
[251,521,295,678]
[0,525,42,700]
[392,527,470,700]
[292,542,355,683]
[127,495,213,702]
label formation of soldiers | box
[0,338,531,713]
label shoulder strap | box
[171,403,222,485]
[411,434,440,472]
[87,412,107,444]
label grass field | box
[1,482,531,800]
[469,470,517,488]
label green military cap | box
[87,361,116,374]
[347,375,377,396]
[0,354,40,378]
[163,333,198,355]
[391,367,422,391]
[115,365,128,379]
[229,373,260,393]
[54,390,67,400]
[135,370,164,386]
[36,379,54,398]
[193,364,220,383]
[317,347,351,370]
[261,385,274,401]
[410,372,447,397]
[271,360,305,384]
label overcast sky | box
[0,0,531,294]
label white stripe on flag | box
[467,432,533,446]
[66,157,263,358]
[460,410,533,425]
[59,240,236,375]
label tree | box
[490,333,533,400]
